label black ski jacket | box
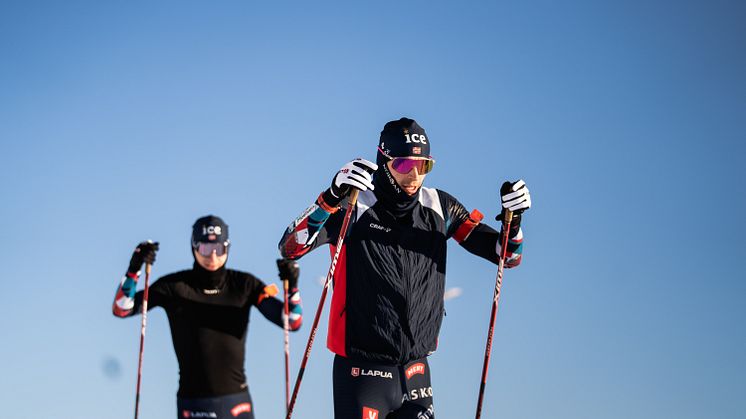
[279,187,523,364]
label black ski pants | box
[177,390,254,419]
[333,355,435,419]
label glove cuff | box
[495,211,521,237]
[127,262,142,276]
[320,189,343,210]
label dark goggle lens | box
[194,242,228,257]
[390,158,434,175]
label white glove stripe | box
[347,171,374,186]
[341,176,374,191]
[503,196,526,208]
[511,179,526,191]
[506,195,531,211]
[502,186,528,202]
[351,158,378,172]
[507,202,530,211]
[350,168,374,182]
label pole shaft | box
[475,211,512,419]
[286,189,360,419]
[134,263,152,419]
[283,279,291,412]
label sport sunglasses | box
[193,241,230,257]
[377,147,435,175]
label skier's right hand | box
[128,241,159,274]
[276,258,300,289]
[322,158,378,207]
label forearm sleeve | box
[460,222,524,267]
[278,192,343,259]
[112,272,141,317]
[257,287,303,331]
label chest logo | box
[369,223,391,233]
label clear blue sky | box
[1,1,744,418]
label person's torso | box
[330,188,451,364]
[154,269,261,397]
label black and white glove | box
[128,241,159,274]
[322,158,378,207]
[276,258,300,289]
[496,180,531,233]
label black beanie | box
[377,117,431,166]
[191,215,229,246]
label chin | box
[404,186,421,196]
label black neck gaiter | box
[373,164,420,219]
[191,259,228,291]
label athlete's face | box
[193,248,228,271]
[387,160,428,196]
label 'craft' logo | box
[369,223,391,233]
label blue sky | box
[1,1,744,418]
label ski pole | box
[282,277,291,412]
[475,211,513,419]
[134,263,152,419]
[285,188,360,419]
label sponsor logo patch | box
[412,146,422,155]
[402,386,434,401]
[363,406,379,419]
[230,402,252,417]
[351,367,393,379]
[405,362,426,379]
[202,225,222,236]
[182,411,217,418]
[364,369,392,379]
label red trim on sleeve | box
[256,284,279,305]
[453,209,484,243]
[317,193,340,214]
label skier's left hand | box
[496,179,531,222]
[277,258,300,289]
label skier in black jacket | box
[279,118,532,419]
[113,215,303,419]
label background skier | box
[113,215,303,419]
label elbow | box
[288,314,303,331]
[112,304,130,318]
[112,300,133,318]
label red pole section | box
[285,189,360,419]
[475,211,513,419]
